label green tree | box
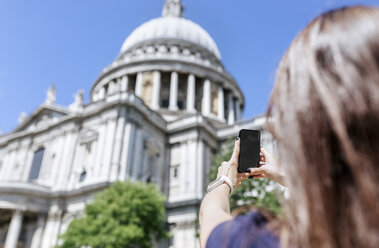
[209,138,282,214]
[59,181,169,248]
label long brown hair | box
[267,6,379,248]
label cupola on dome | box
[120,0,221,59]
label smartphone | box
[238,129,261,173]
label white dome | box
[120,16,221,59]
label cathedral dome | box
[91,0,244,124]
[119,1,221,59]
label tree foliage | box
[209,138,282,214]
[59,181,169,248]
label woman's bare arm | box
[199,183,233,248]
[199,139,249,248]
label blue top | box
[206,211,280,248]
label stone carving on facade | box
[17,112,27,125]
[69,90,84,112]
[162,0,183,17]
[45,85,56,105]
[28,113,51,130]
[78,129,98,144]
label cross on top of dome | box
[162,0,184,17]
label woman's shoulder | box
[206,210,280,248]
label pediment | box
[15,104,70,133]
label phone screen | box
[238,129,261,173]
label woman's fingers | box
[253,174,266,179]
[260,154,266,162]
[260,147,272,161]
[236,172,250,187]
[248,167,265,175]
[237,172,250,180]
[229,139,240,164]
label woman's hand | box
[217,138,250,189]
[248,147,286,186]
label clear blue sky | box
[0,0,378,133]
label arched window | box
[28,147,45,181]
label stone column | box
[54,132,69,188]
[57,131,77,189]
[118,122,132,181]
[120,75,128,92]
[98,87,105,100]
[131,128,143,179]
[46,136,63,185]
[235,99,242,121]
[202,79,211,116]
[151,71,161,110]
[93,122,107,179]
[186,74,196,112]
[125,124,137,179]
[110,108,126,181]
[227,92,235,125]
[135,72,143,97]
[30,214,45,248]
[217,85,225,121]
[108,80,116,95]
[40,208,61,248]
[169,72,179,111]
[179,142,188,195]
[101,119,117,181]
[5,210,23,248]
[196,141,205,199]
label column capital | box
[13,206,27,214]
[13,209,25,216]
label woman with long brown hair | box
[200,6,379,248]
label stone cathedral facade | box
[0,1,274,247]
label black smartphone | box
[238,129,261,173]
